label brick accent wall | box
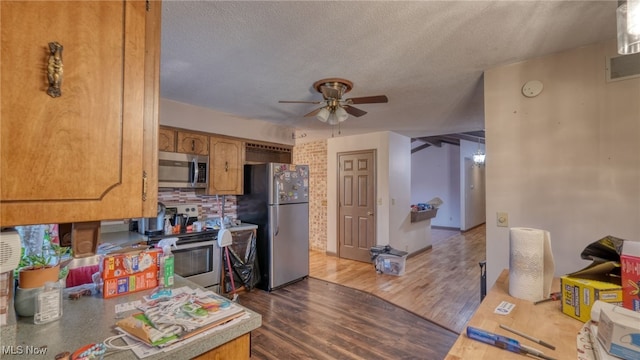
[293,140,328,251]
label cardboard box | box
[101,248,160,280]
[621,240,640,312]
[100,248,161,299]
[596,301,640,359]
[561,276,622,322]
[102,270,158,299]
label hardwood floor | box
[237,225,485,359]
[309,225,486,334]
[239,277,458,360]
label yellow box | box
[561,276,622,322]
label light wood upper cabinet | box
[0,0,161,226]
[209,136,244,195]
[159,127,177,152]
[177,131,209,155]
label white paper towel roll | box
[509,227,555,302]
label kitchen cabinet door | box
[159,127,177,152]
[209,137,244,195]
[0,0,160,226]
[177,131,209,155]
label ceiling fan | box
[279,78,388,125]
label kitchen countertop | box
[1,276,261,359]
[102,223,258,247]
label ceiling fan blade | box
[343,105,367,117]
[346,95,389,104]
[279,100,322,104]
[304,107,324,117]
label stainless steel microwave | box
[158,151,208,189]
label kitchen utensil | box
[156,202,166,230]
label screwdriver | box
[466,326,556,360]
[533,291,561,305]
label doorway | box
[337,150,376,262]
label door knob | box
[367,211,374,216]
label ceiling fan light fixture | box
[316,107,330,122]
[280,77,388,126]
[629,0,640,34]
[618,0,640,54]
[327,112,339,126]
[335,106,349,123]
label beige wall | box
[484,39,640,287]
[326,131,431,255]
[160,98,294,145]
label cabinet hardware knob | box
[47,42,63,98]
[142,171,148,201]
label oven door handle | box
[172,240,216,250]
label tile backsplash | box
[158,189,237,221]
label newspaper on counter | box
[115,286,246,348]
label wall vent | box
[606,52,640,82]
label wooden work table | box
[445,269,583,360]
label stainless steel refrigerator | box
[237,163,309,291]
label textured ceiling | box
[160,1,617,140]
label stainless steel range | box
[147,204,221,291]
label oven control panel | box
[164,203,201,219]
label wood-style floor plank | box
[238,225,485,359]
[240,278,458,360]
[309,225,486,334]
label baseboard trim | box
[461,222,486,233]
[431,225,460,231]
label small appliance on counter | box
[134,202,201,236]
[135,202,166,236]
[0,230,21,329]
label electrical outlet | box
[497,212,509,227]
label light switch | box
[497,212,509,227]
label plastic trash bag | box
[580,235,625,262]
[223,230,260,292]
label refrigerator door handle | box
[273,174,280,236]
